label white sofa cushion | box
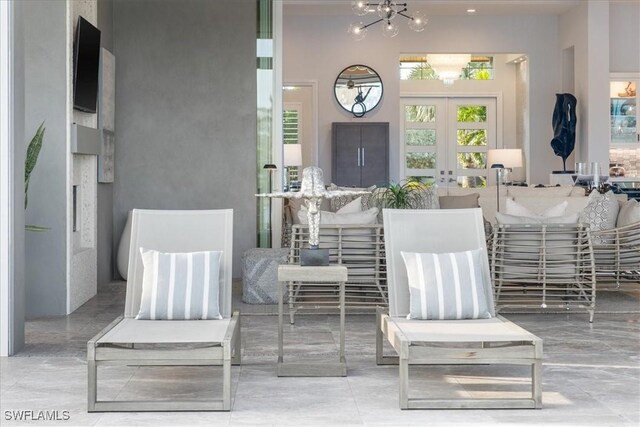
[495,212,579,225]
[507,185,574,198]
[505,198,567,218]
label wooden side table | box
[277,264,348,377]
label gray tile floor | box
[1,282,639,426]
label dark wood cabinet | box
[332,122,389,187]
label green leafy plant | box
[25,122,48,232]
[373,179,429,210]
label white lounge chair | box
[377,208,542,409]
[88,209,240,412]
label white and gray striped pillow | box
[136,249,223,320]
[401,249,492,320]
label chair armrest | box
[222,311,240,359]
[87,315,124,346]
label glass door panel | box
[610,81,638,145]
[401,97,496,188]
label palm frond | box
[24,122,45,209]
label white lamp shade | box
[283,144,303,167]
[487,149,523,168]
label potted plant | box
[373,178,432,210]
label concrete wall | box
[97,0,114,286]
[10,0,26,353]
[113,0,257,278]
[283,11,561,185]
[22,0,69,317]
[610,1,640,72]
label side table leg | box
[278,280,284,364]
[289,281,295,325]
[339,280,345,362]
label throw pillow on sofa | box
[504,198,568,218]
[617,199,640,228]
[336,196,363,214]
[298,207,379,225]
[439,193,480,209]
[328,183,376,211]
[579,190,619,234]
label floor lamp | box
[488,149,523,213]
[263,163,277,247]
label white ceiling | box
[284,0,584,16]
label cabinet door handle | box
[361,147,365,167]
[357,148,361,167]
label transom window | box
[400,55,494,81]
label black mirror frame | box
[333,64,384,118]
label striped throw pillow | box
[401,249,492,320]
[136,249,223,320]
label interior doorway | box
[283,81,318,175]
[400,96,498,188]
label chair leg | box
[532,360,542,408]
[222,357,231,411]
[376,309,398,365]
[87,358,97,412]
[399,358,409,410]
[232,315,241,366]
[376,311,384,365]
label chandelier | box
[349,1,427,40]
[427,54,472,85]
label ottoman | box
[242,248,290,304]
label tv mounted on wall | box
[73,16,101,113]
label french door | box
[401,97,497,188]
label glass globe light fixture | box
[382,20,399,38]
[377,1,398,20]
[408,11,427,32]
[351,1,369,16]
[348,22,367,41]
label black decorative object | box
[550,93,577,173]
[334,65,383,118]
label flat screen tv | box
[73,16,101,113]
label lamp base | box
[300,247,330,266]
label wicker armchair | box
[490,223,597,322]
[590,221,640,288]
[287,224,386,321]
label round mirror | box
[334,65,383,118]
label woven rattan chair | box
[87,209,240,412]
[377,208,542,409]
[491,223,596,322]
[591,222,640,289]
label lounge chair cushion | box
[136,249,223,320]
[401,249,492,320]
[97,318,231,344]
